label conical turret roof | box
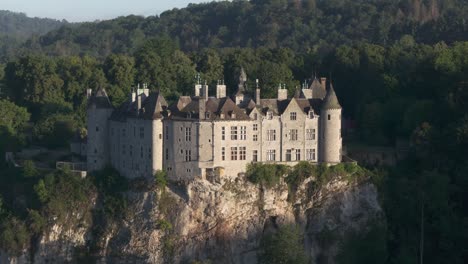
[88,87,112,109]
[309,77,326,99]
[321,83,341,110]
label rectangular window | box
[140,146,143,158]
[267,130,276,141]
[306,149,316,161]
[134,127,136,137]
[96,126,99,132]
[148,148,152,159]
[122,145,126,155]
[239,147,246,160]
[231,126,238,140]
[267,149,276,161]
[231,147,238,160]
[140,127,144,138]
[290,112,297,120]
[222,127,225,140]
[253,150,258,162]
[290,129,298,141]
[240,126,247,140]
[296,149,301,161]
[122,128,126,137]
[286,149,292,161]
[306,129,316,140]
[165,148,169,160]
[165,126,169,139]
[253,134,258,141]
[185,127,191,141]
[328,114,331,120]
[267,112,273,120]
[185,150,191,161]
[129,145,133,156]
[253,124,258,131]
[222,147,225,161]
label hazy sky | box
[1,0,209,22]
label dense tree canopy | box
[0,1,467,263]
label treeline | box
[0,0,463,60]
[0,10,68,61]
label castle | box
[86,68,342,181]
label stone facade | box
[86,71,342,180]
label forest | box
[0,0,467,263]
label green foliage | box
[27,209,46,234]
[258,225,308,264]
[154,170,168,190]
[91,167,129,219]
[0,216,30,256]
[34,179,49,204]
[156,219,173,232]
[22,160,38,177]
[246,163,288,189]
[337,223,388,264]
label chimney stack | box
[277,83,288,101]
[320,77,327,91]
[216,80,226,98]
[255,79,261,104]
[86,88,92,98]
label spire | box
[321,83,342,110]
[310,76,326,99]
[235,66,247,96]
[88,87,112,109]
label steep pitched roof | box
[88,87,112,109]
[321,84,342,110]
[168,97,251,121]
[141,92,168,119]
[110,91,168,121]
[309,77,326,99]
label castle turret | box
[87,87,113,172]
[319,83,342,163]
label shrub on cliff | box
[258,224,308,264]
[246,163,288,189]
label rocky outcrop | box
[1,174,383,264]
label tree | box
[22,160,38,178]
[258,225,308,264]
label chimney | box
[216,80,226,98]
[202,81,209,100]
[86,88,92,98]
[255,79,261,104]
[277,84,288,101]
[199,98,205,119]
[320,77,327,91]
[194,84,202,97]
[137,95,142,112]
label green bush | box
[0,216,30,256]
[154,170,168,190]
[246,163,288,189]
[157,219,173,231]
[258,225,308,264]
[22,160,38,178]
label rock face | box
[0,174,383,264]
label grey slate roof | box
[309,77,326,99]
[168,97,251,121]
[110,91,168,121]
[88,88,113,109]
[321,84,342,110]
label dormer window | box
[308,111,314,119]
[267,111,273,120]
[231,112,236,119]
[253,113,258,120]
[220,113,225,119]
[205,112,210,119]
[187,112,192,118]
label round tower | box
[319,83,342,164]
[86,88,113,172]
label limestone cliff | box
[1,173,383,264]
